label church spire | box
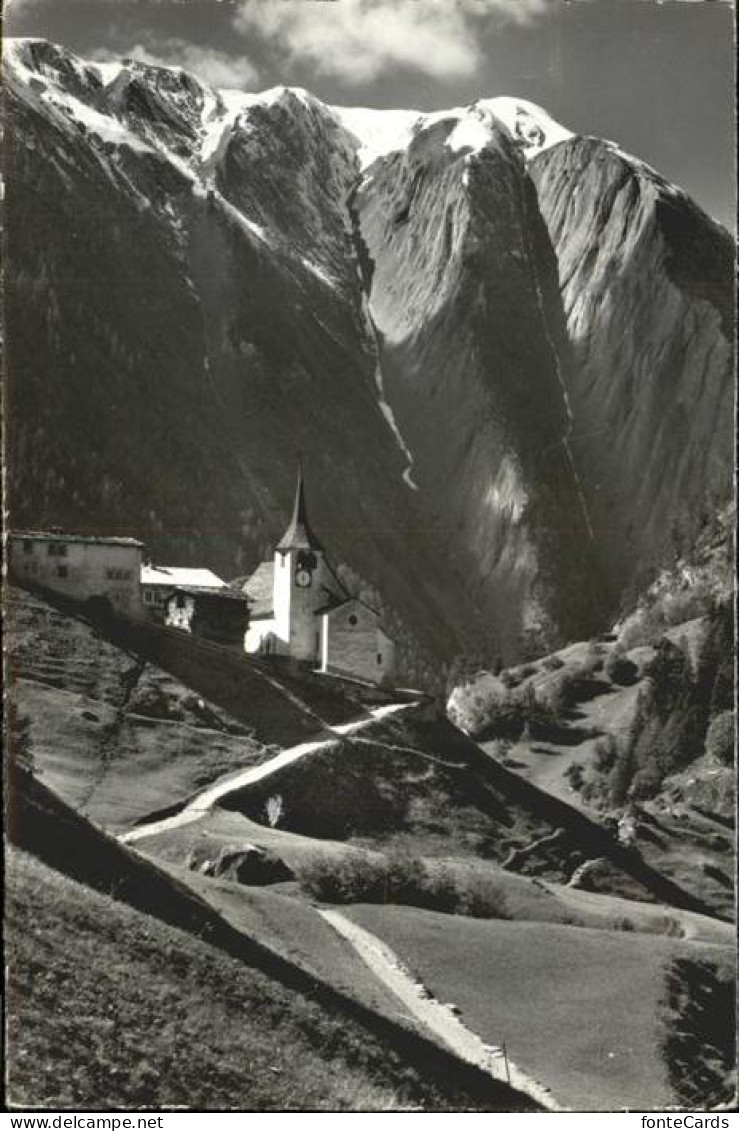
[276,460,323,552]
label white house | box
[8,531,144,616]
[240,468,395,684]
[140,564,226,617]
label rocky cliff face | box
[3,39,733,670]
[529,138,734,596]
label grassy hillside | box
[450,603,734,919]
[7,847,485,1111]
[5,765,537,1111]
[5,587,272,830]
[343,904,735,1111]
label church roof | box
[276,465,323,553]
[316,594,382,622]
[241,561,274,619]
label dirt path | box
[119,701,415,845]
[318,908,558,1111]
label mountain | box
[3,39,733,669]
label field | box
[342,904,735,1111]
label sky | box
[3,0,735,228]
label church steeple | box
[276,462,323,553]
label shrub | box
[705,711,735,766]
[486,738,513,761]
[593,735,618,774]
[564,761,585,792]
[297,854,510,920]
[629,762,662,801]
[604,650,639,686]
[298,852,387,904]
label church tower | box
[273,465,330,661]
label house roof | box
[313,593,353,616]
[11,530,144,548]
[241,561,274,618]
[141,565,226,589]
[317,595,381,621]
[276,465,323,553]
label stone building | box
[241,468,395,684]
[8,531,144,616]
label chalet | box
[164,585,249,651]
[240,468,395,684]
[8,531,144,616]
[140,564,226,619]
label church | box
[241,468,395,685]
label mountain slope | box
[3,38,733,668]
[529,138,734,596]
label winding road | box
[119,701,415,844]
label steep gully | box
[512,170,595,543]
[345,176,419,492]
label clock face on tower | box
[295,568,312,588]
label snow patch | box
[300,257,336,288]
[332,97,573,171]
[332,105,419,170]
[445,114,494,156]
[480,97,573,158]
[88,60,124,87]
[377,379,419,491]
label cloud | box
[92,38,259,90]
[234,0,550,83]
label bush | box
[629,762,662,801]
[486,738,513,761]
[297,854,510,920]
[593,735,618,774]
[564,761,585,792]
[298,852,387,904]
[705,711,735,766]
[604,650,639,686]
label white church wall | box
[321,601,391,684]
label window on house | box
[377,653,383,665]
[144,591,152,604]
[57,566,68,579]
[22,540,33,555]
[176,594,186,609]
[348,614,358,626]
[48,543,68,557]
